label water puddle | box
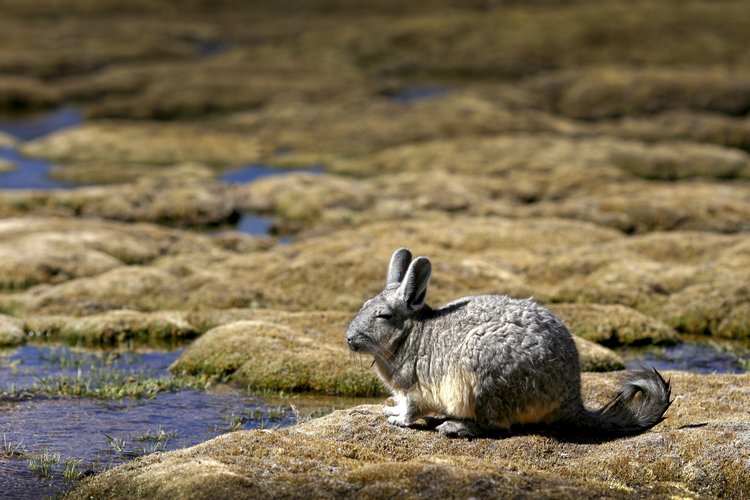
[0,106,83,142]
[0,344,363,497]
[220,163,323,238]
[0,148,73,190]
[384,85,450,104]
[622,337,749,374]
[236,214,275,235]
[0,106,84,191]
[220,163,324,185]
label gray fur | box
[346,248,672,438]
[387,247,412,285]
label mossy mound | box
[573,337,624,372]
[171,315,384,397]
[526,180,750,233]
[551,304,679,347]
[70,372,750,499]
[67,47,368,121]
[348,1,750,78]
[7,217,750,340]
[0,158,14,173]
[171,313,625,397]
[0,76,60,111]
[597,111,750,151]
[0,7,197,79]
[0,165,239,226]
[20,122,262,166]
[0,131,18,147]
[0,216,217,290]
[529,67,750,120]
[0,313,24,347]
[330,134,750,182]
[222,92,564,160]
[661,282,750,339]
[25,310,199,346]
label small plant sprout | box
[137,427,177,443]
[2,434,26,457]
[137,440,168,456]
[226,413,246,432]
[63,458,85,481]
[28,452,61,477]
[104,434,127,454]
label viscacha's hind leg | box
[436,419,482,438]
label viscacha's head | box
[345,248,432,356]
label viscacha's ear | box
[387,247,412,285]
[397,256,431,310]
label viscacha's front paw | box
[387,415,411,427]
[382,405,401,417]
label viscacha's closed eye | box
[376,313,393,320]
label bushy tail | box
[570,368,672,437]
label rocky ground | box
[0,0,749,497]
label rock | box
[69,372,750,499]
[171,313,625,397]
[0,314,25,347]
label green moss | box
[172,319,387,397]
[0,314,25,347]
[718,303,750,339]
[551,304,679,346]
[58,310,200,345]
[0,352,217,400]
[662,282,750,336]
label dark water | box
[384,85,450,104]
[623,338,748,374]
[0,106,84,191]
[236,214,275,235]
[0,148,73,190]
[220,163,323,237]
[0,106,83,142]
[220,163,324,185]
[0,344,360,498]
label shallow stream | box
[0,344,366,497]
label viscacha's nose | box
[345,328,358,350]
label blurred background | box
[1,0,750,496]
